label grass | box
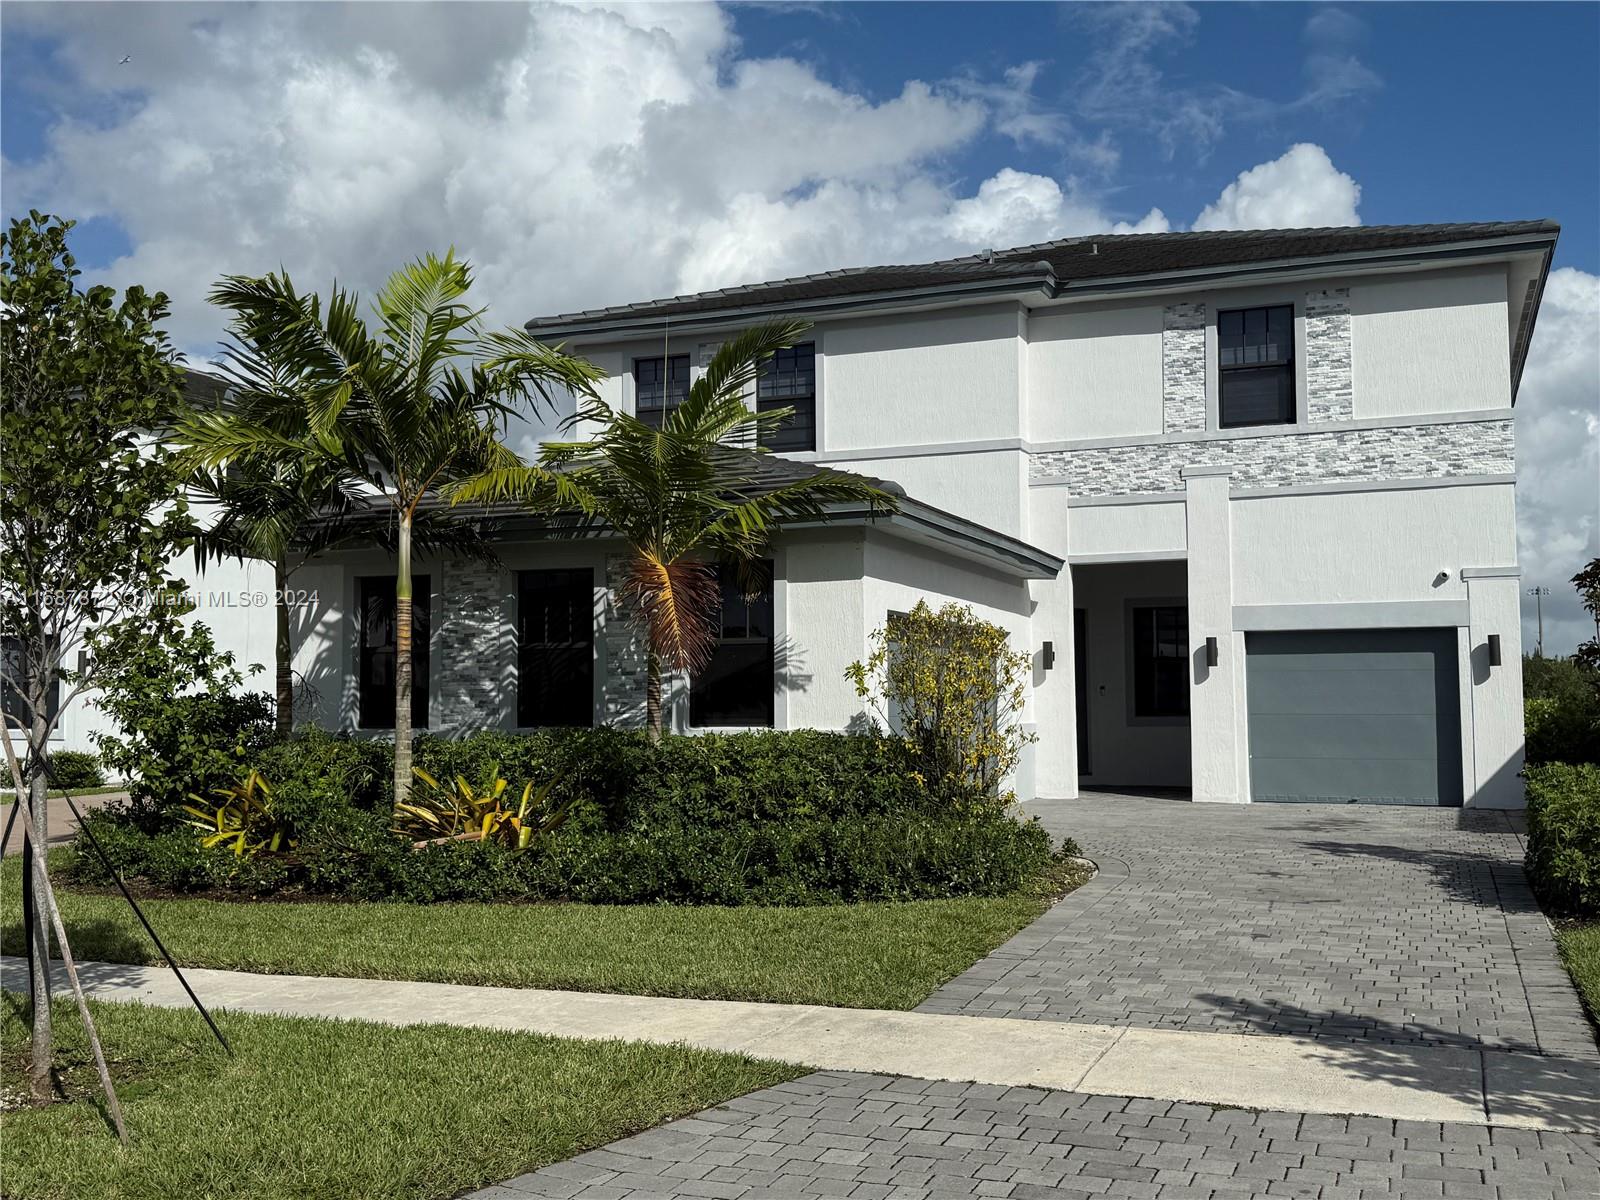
[1,785,127,804]
[0,854,1089,1010]
[1555,919,1600,1035]
[0,996,797,1200]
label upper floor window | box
[634,354,690,429]
[690,561,774,728]
[1131,604,1189,719]
[1218,305,1294,428]
[757,342,816,452]
[359,575,429,729]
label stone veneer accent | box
[435,560,509,732]
[1030,418,1514,497]
[1161,302,1207,434]
[603,554,647,727]
[1304,287,1353,422]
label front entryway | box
[1245,627,1462,806]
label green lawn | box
[0,854,1087,1010]
[0,785,128,802]
[1,996,796,1200]
[1556,920,1600,1033]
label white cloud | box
[1516,267,1600,655]
[1191,143,1361,231]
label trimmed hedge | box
[32,750,104,790]
[1525,762,1600,915]
[69,728,1056,906]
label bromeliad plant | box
[394,767,573,851]
[182,769,294,857]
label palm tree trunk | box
[393,512,414,806]
[646,648,663,743]
[274,558,293,738]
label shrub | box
[29,749,104,790]
[1525,762,1600,915]
[1524,655,1600,766]
[848,601,1036,803]
[182,769,294,857]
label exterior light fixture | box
[1488,634,1502,668]
[1205,636,1219,668]
[1042,641,1055,670]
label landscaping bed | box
[0,998,796,1200]
[2,853,1090,1010]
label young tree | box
[1573,557,1600,674]
[454,319,898,740]
[0,212,197,1098]
[174,252,602,802]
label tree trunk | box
[26,702,52,1102]
[393,512,414,806]
[645,649,663,743]
[274,558,293,738]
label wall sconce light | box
[1042,641,1055,671]
[1488,634,1502,668]
[1205,636,1219,668]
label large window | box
[757,342,816,452]
[359,575,429,729]
[633,354,690,429]
[518,568,594,728]
[1,637,58,732]
[1131,605,1189,719]
[1218,305,1294,428]
[690,561,774,728]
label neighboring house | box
[280,221,1553,807]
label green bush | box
[71,728,1056,906]
[1524,656,1600,766]
[1525,762,1600,915]
[28,749,104,790]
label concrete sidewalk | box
[5,956,1597,1135]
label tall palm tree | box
[453,319,899,740]
[175,251,603,801]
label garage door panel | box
[1245,628,1461,806]
[1248,668,1439,716]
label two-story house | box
[290,221,1556,807]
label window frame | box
[515,567,595,729]
[688,560,775,730]
[357,574,430,730]
[1125,600,1190,724]
[756,341,817,453]
[632,353,691,429]
[1215,302,1297,430]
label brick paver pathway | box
[917,795,1597,1059]
[476,1070,1600,1200]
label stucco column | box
[1182,464,1246,803]
[1463,567,1526,808]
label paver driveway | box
[480,1070,1600,1200]
[919,794,1597,1059]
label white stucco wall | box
[1350,267,1512,418]
[779,532,868,731]
[1064,501,1188,561]
[1231,482,1516,606]
[1027,303,1164,443]
[833,449,1028,540]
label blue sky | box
[2,2,1597,650]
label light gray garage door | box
[1246,628,1462,806]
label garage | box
[1245,628,1463,806]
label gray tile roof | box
[525,220,1558,334]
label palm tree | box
[453,319,899,740]
[174,251,603,801]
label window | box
[690,561,774,728]
[359,575,429,729]
[633,354,690,428]
[1131,605,1189,718]
[757,342,816,452]
[1218,305,1294,427]
[518,569,594,727]
[2,637,58,732]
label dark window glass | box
[518,569,594,728]
[1218,305,1294,427]
[757,342,816,452]
[633,354,690,429]
[691,561,774,728]
[359,575,429,729]
[2,637,59,731]
[1132,605,1189,718]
